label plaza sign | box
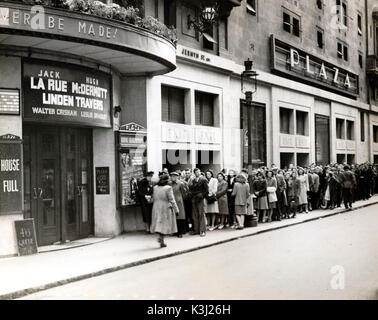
[23,60,112,128]
[270,35,359,98]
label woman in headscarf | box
[150,175,179,248]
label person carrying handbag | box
[266,170,278,222]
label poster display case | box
[117,123,147,207]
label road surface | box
[21,204,378,300]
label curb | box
[1,200,377,300]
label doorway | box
[23,125,93,246]
[315,114,330,165]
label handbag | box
[205,193,217,204]
[268,192,277,203]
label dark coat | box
[253,179,267,197]
[138,177,153,224]
[216,180,229,215]
[189,176,208,202]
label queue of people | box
[137,163,378,248]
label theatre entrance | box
[23,125,94,246]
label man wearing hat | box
[338,165,357,209]
[170,171,188,237]
[138,171,154,233]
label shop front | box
[0,1,176,256]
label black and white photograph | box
[0,0,378,307]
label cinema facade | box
[0,1,176,256]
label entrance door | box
[315,115,330,165]
[63,128,93,240]
[23,125,93,246]
[24,126,61,245]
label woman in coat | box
[287,170,299,218]
[216,172,229,230]
[170,172,188,238]
[232,174,250,230]
[253,171,269,223]
[296,168,309,214]
[266,170,278,223]
[204,169,219,231]
[150,175,179,248]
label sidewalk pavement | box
[1,195,378,300]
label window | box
[317,29,324,49]
[161,85,185,124]
[360,112,365,142]
[336,0,348,27]
[337,42,348,61]
[282,10,301,37]
[202,22,216,51]
[357,14,362,36]
[280,108,294,134]
[316,0,323,10]
[337,154,346,164]
[283,12,291,33]
[292,17,300,37]
[246,0,257,16]
[346,120,354,140]
[195,92,215,126]
[164,0,177,28]
[336,118,345,139]
[374,126,378,143]
[359,53,363,68]
[296,111,308,136]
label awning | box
[0,2,176,76]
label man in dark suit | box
[189,168,208,237]
[338,165,357,209]
[138,171,154,233]
[227,169,236,228]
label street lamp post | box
[241,58,259,227]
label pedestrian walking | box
[232,174,250,229]
[150,175,179,248]
[189,168,209,237]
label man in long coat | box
[138,171,154,233]
[189,168,208,237]
[170,172,188,237]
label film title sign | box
[0,134,22,215]
[270,36,359,98]
[23,61,111,128]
